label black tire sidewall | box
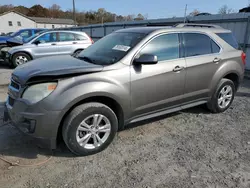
[63,104,118,156]
[12,53,31,68]
[213,79,235,113]
[73,49,83,57]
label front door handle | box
[173,66,184,72]
[51,43,57,46]
[213,57,221,63]
[72,42,77,44]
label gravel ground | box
[0,62,13,87]
[0,80,250,188]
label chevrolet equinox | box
[4,24,246,156]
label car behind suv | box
[4,24,245,156]
[0,28,46,59]
[6,30,93,67]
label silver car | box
[4,24,245,156]
[7,30,93,67]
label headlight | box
[22,82,57,104]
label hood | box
[12,55,104,85]
[0,36,10,43]
[6,37,24,47]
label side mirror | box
[33,40,41,45]
[134,54,158,65]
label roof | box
[29,17,75,25]
[0,10,76,25]
[116,27,169,34]
[239,7,250,12]
[0,10,34,21]
[116,26,230,34]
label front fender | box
[42,74,130,124]
[9,48,33,59]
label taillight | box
[86,34,94,44]
[241,52,246,65]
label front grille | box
[8,96,15,106]
[10,79,20,90]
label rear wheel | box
[62,102,118,156]
[207,78,235,113]
[12,52,31,68]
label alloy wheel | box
[76,114,111,149]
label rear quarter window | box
[216,33,239,49]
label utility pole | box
[73,0,76,26]
[184,4,187,23]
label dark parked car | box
[4,24,245,156]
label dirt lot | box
[0,80,250,188]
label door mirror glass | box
[134,54,158,65]
[33,40,41,45]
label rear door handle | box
[51,43,57,46]
[72,42,77,44]
[173,66,185,72]
[213,57,221,63]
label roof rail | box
[174,23,222,29]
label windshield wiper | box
[77,56,94,63]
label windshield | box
[23,31,46,43]
[10,31,19,37]
[78,32,146,65]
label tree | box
[27,5,49,17]
[189,9,200,16]
[125,14,135,21]
[218,5,235,14]
[14,6,30,15]
[134,13,145,20]
[48,4,62,18]
[0,4,14,14]
[0,3,146,25]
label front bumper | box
[0,47,11,63]
[4,97,61,149]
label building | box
[239,7,250,13]
[0,11,75,34]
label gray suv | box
[6,30,93,67]
[4,24,245,156]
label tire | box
[73,49,83,57]
[12,52,32,68]
[62,102,118,156]
[0,44,7,60]
[207,78,235,113]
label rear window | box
[216,33,239,49]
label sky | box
[1,0,249,18]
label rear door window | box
[211,40,220,53]
[183,33,221,57]
[183,33,211,57]
[59,32,75,42]
[216,33,239,49]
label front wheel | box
[62,102,118,156]
[72,49,83,57]
[12,52,31,68]
[207,78,235,113]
